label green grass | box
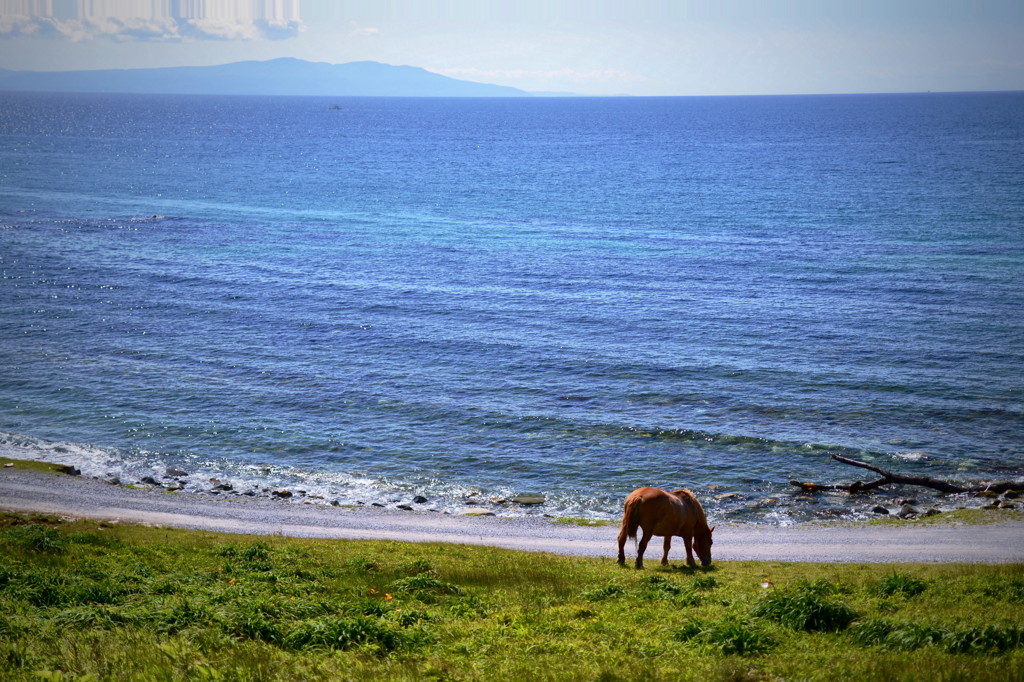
[0,512,1022,681]
[0,457,78,475]
[549,516,616,527]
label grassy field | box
[0,511,1022,681]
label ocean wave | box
[1,426,1006,526]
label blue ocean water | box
[1,91,1022,523]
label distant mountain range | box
[0,58,540,97]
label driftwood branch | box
[789,454,1024,495]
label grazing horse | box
[617,487,714,569]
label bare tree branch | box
[787,454,1024,495]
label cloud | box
[0,3,305,42]
[348,21,381,38]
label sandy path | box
[2,468,1022,563]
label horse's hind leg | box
[661,536,672,565]
[616,526,629,566]
[635,529,652,569]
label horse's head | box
[694,525,715,567]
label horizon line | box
[1,58,1020,99]
[2,88,1021,99]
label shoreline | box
[3,465,1023,563]
[4,429,1019,528]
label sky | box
[0,0,1022,96]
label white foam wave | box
[892,450,929,461]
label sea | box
[1,91,1022,525]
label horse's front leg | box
[636,529,652,569]
[661,536,672,565]
[683,535,696,567]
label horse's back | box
[624,487,689,536]
[625,486,666,503]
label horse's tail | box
[620,493,642,541]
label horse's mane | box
[671,489,710,530]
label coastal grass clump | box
[850,618,1024,655]
[751,579,858,632]
[675,616,776,656]
[0,512,1022,681]
[872,571,929,598]
[5,523,67,554]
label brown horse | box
[617,487,714,569]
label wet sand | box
[2,467,1022,563]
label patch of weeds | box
[584,582,626,601]
[976,576,1024,603]
[675,616,776,656]
[241,542,271,561]
[797,577,848,595]
[674,590,704,607]
[709,659,774,682]
[278,545,312,559]
[399,558,432,575]
[0,562,19,589]
[3,524,67,554]
[848,617,898,647]
[874,599,900,614]
[640,574,683,599]
[448,594,488,618]
[253,571,280,584]
[752,582,858,632]
[0,612,28,638]
[389,609,432,627]
[942,623,1024,654]
[348,598,394,618]
[637,574,703,606]
[150,573,195,595]
[18,575,70,607]
[345,555,381,572]
[850,618,1024,654]
[228,600,285,644]
[216,541,272,570]
[290,565,332,581]
[118,561,154,582]
[390,574,461,602]
[872,572,927,598]
[282,596,328,621]
[152,598,214,634]
[215,543,240,558]
[66,532,125,550]
[52,605,129,630]
[284,615,422,654]
[69,578,128,605]
[850,618,945,651]
[1,640,36,670]
[692,575,720,591]
[0,513,57,529]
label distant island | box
[0,58,544,98]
